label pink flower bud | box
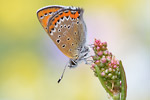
[92,64,95,68]
[95,39,101,46]
[105,69,108,74]
[108,68,112,72]
[95,39,100,44]
[97,46,100,51]
[106,56,111,61]
[107,51,111,55]
[98,51,103,56]
[113,65,117,69]
[112,57,117,64]
[95,60,100,65]
[94,42,97,46]
[111,60,114,64]
[101,71,105,76]
[99,43,102,47]
[116,60,119,65]
[113,61,117,65]
[103,42,107,47]
[103,51,107,55]
[108,63,112,67]
[101,57,106,63]
[91,64,95,70]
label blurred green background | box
[0,0,150,100]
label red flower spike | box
[91,39,127,100]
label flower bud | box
[91,64,95,70]
[105,69,109,74]
[111,75,117,80]
[108,68,112,72]
[113,65,117,69]
[95,60,100,65]
[99,63,105,68]
[103,42,107,47]
[98,51,103,56]
[91,39,127,99]
[106,57,111,62]
[101,57,107,63]
[101,68,105,71]
[116,60,119,65]
[97,46,100,51]
[108,73,112,78]
[104,51,108,56]
[108,63,112,67]
[102,46,106,51]
[101,71,105,77]
[113,69,116,72]
[94,39,101,46]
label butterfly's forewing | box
[47,7,86,59]
[37,6,63,32]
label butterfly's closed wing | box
[37,6,63,32]
[47,7,87,59]
[37,6,89,83]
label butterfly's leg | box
[85,59,94,65]
[81,55,94,65]
[87,44,94,48]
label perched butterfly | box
[37,5,89,83]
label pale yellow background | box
[0,0,150,100]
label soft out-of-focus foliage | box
[0,0,149,100]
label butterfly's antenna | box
[57,63,68,83]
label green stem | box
[95,65,113,97]
[119,61,127,100]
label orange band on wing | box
[50,11,80,30]
[37,8,61,32]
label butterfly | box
[37,5,89,83]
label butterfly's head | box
[68,59,78,68]
[68,46,89,68]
